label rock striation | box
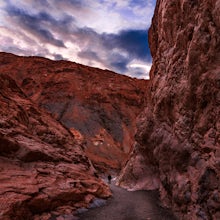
[0,74,110,219]
[119,0,220,219]
[0,52,147,173]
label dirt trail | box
[78,182,177,220]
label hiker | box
[108,174,112,184]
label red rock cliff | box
[0,52,147,173]
[119,0,220,219]
[0,74,110,219]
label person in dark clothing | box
[108,175,112,184]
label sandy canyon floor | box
[78,179,176,220]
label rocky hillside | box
[0,73,110,219]
[0,52,147,173]
[119,0,220,219]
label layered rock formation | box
[0,52,147,173]
[119,0,220,219]
[0,74,110,219]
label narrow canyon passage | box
[78,180,177,220]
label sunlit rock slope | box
[0,52,148,173]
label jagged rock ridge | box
[0,73,110,219]
[0,52,148,173]
[119,0,220,219]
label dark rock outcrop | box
[0,52,147,173]
[119,0,220,219]
[0,74,110,219]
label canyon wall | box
[0,74,110,219]
[0,52,147,173]
[119,0,220,219]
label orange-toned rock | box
[119,0,220,219]
[0,52,148,172]
[0,74,110,219]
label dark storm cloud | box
[102,29,151,61]
[101,29,151,71]
[75,27,151,74]
[5,5,69,47]
[117,30,151,61]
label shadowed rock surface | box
[0,74,111,219]
[118,0,220,219]
[0,52,148,173]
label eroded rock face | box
[0,53,147,172]
[119,0,220,219]
[0,74,110,219]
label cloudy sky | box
[0,0,156,79]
